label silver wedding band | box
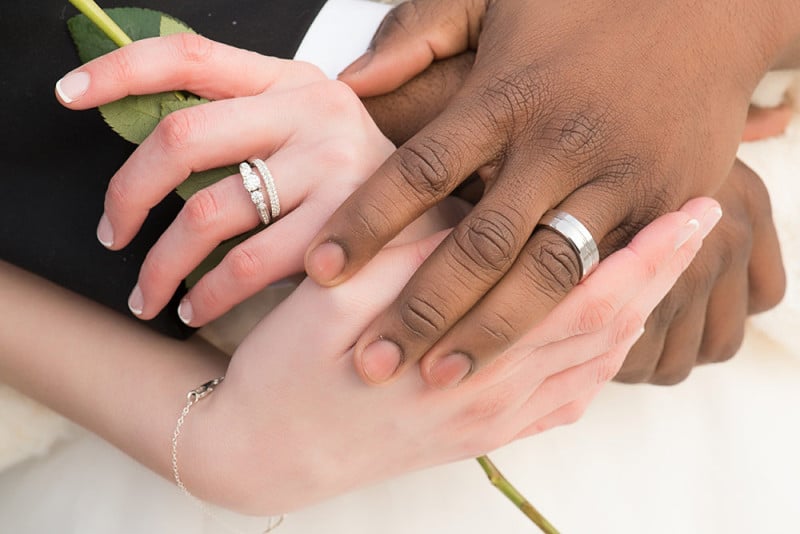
[537,209,599,281]
[250,158,281,221]
[240,160,281,226]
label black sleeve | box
[0,0,328,339]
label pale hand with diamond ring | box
[55,34,396,326]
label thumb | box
[338,0,483,97]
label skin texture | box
[303,0,800,388]
[365,53,788,386]
[0,192,722,515]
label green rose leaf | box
[68,8,196,145]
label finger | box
[500,198,721,389]
[100,86,319,250]
[56,33,323,108]
[132,144,320,320]
[305,93,500,287]
[181,203,324,327]
[615,312,671,383]
[412,184,653,388]
[736,162,787,312]
[362,52,475,146]
[514,332,643,435]
[649,301,708,385]
[514,386,603,439]
[247,231,452,352]
[697,264,748,365]
[343,154,593,385]
[741,104,793,141]
[338,0,482,97]
[614,201,725,382]
[131,172,256,319]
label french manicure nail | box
[128,285,144,316]
[338,50,373,78]
[674,219,700,251]
[178,299,193,326]
[96,213,114,248]
[699,206,723,237]
[361,339,402,384]
[307,242,346,284]
[429,352,474,389]
[55,71,90,103]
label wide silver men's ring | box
[537,209,600,281]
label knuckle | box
[106,47,137,84]
[614,364,649,384]
[479,68,550,134]
[545,109,611,166]
[171,33,214,64]
[462,387,516,423]
[182,188,221,233]
[191,279,223,314]
[523,231,581,297]
[289,60,326,82]
[157,108,201,153]
[393,139,456,200]
[560,401,589,426]
[478,311,517,346]
[572,295,617,335]
[700,328,744,364]
[398,295,448,338]
[593,350,625,385]
[610,312,645,347]
[651,363,693,386]
[227,244,264,281]
[317,138,360,171]
[452,211,519,276]
[105,177,129,213]
[350,202,392,242]
[139,254,170,290]
[312,80,361,117]
[378,1,421,40]
[751,275,787,313]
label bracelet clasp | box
[187,376,225,402]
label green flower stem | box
[476,456,560,534]
[69,0,133,47]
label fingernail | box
[429,352,473,389]
[674,219,700,251]
[338,50,373,78]
[128,285,143,316]
[178,299,193,326]
[307,242,346,285]
[96,213,114,248]
[361,339,403,384]
[55,71,90,103]
[699,206,723,237]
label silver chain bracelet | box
[172,376,285,534]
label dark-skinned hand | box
[617,159,785,384]
[305,0,800,387]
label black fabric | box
[0,0,327,339]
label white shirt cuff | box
[293,0,392,78]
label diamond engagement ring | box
[240,161,271,225]
[537,210,600,281]
[250,158,281,221]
